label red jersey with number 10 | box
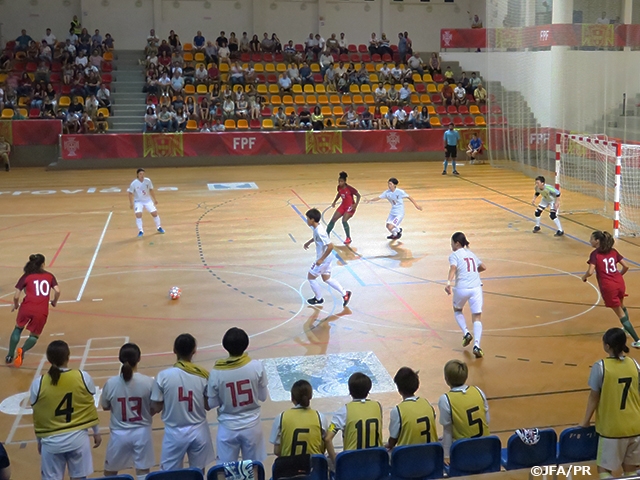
[15,272,58,313]
[588,249,625,290]
[338,184,359,208]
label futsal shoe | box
[387,234,397,240]
[632,341,640,349]
[462,332,473,347]
[307,297,324,306]
[453,170,460,175]
[4,355,12,364]
[343,291,352,307]
[344,237,352,245]
[473,346,484,358]
[157,227,165,234]
[137,231,144,237]
[532,226,541,233]
[554,230,564,237]
[396,228,403,239]
[442,170,447,175]
[14,348,23,367]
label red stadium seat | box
[382,53,392,62]
[13,62,25,72]
[348,44,358,53]
[453,116,464,126]
[415,83,426,93]
[313,73,323,83]
[5,41,16,51]
[49,73,61,83]
[101,62,113,72]
[361,54,371,62]
[480,105,488,114]
[489,116,498,125]
[61,85,71,94]
[441,116,452,125]
[241,53,251,62]
[491,105,502,114]
[251,53,262,62]
[433,74,444,83]
[358,44,367,53]
[356,106,365,115]
[101,73,113,83]
[390,45,398,52]
[250,119,261,129]
[431,94,442,104]
[464,116,475,126]
[436,105,446,115]
[458,105,469,115]
[372,54,381,62]
[51,62,62,72]
[266,74,278,83]
[274,53,284,62]
[294,44,304,52]
[447,106,457,114]
[263,53,273,62]
[29,108,41,118]
[255,74,266,83]
[391,106,399,113]
[349,53,360,63]
[466,94,475,103]
[339,54,349,62]
[261,106,272,117]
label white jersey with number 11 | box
[449,248,482,289]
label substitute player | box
[581,328,640,477]
[531,175,564,237]
[151,334,214,472]
[445,232,486,358]
[325,372,383,463]
[366,178,422,240]
[304,208,352,307]
[208,327,269,463]
[128,168,165,237]
[582,231,640,348]
[326,171,361,245]
[101,343,155,480]
[31,341,101,480]
[386,367,437,449]
[6,254,60,367]
[466,133,483,164]
[443,123,460,175]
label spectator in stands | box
[438,359,490,459]
[418,106,431,129]
[204,41,218,65]
[45,83,57,109]
[404,32,413,55]
[90,49,103,69]
[200,121,212,132]
[94,111,106,132]
[387,86,399,106]
[357,68,370,86]
[374,83,387,106]
[338,32,348,55]
[66,27,78,47]
[0,137,9,172]
[218,41,231,66]
[97,83,111,112]
[249,90,262,120]
[444,66,454,83]
[271,33,282,54]
[273,107,286,129]
[378,62,391,84]
[399,83,411,105]
[34,60,50,83]
[314,34,325,58]
[207,63,220,87]
[334,61,346,81]
[75,50,88,68]
[69,96,84,117]
[283,41,297,63]
[222,96,235,120]
[371,106,383,129]
[468,72,481,93]
[326,33,339,54]
[381,108,393,129]
[285,110,298,130]
[390,63,404,85]
[28,83,44,110]
[324,66,336,92]
[458,71,469,90]
[175,107,188,131]
[0,53,11,73]
[212,118,225,131]
[596,11,610,24]
[336,74,348,94]
[298,105,312,130]
[300,62,313,86]
[474,83,487,103]
[311,106,324,130]
[102,33,114,51]
[441,82,454,106]
[278,72,292,93]
[304,33,317,55]
[172,94,185,112]
[398,33,408,62]
[43,28,57,47]
[239,32,250,53]
[229,62,245,87]
[228,32,239,57]
[454,82,467,106]
[168,30,181,51]
[379,34,392,56]
[38,41,52,62]
[15,29,34,51]
[342,106,359,129]
[64,39,76,58]
[85,94,98,118]
[368,33,380,56]
[393,107,407,129]
[199,98,211,124]
[144,106,157,132]
[170,70,184,95]
[261,33,274,53]
[194,64,208,85]
[78,28,91,54]
[235,94,249,119]
[319,50,334,77]
[428,52,441,75]
[145,69,159,95]
[91,29,102,53]
[407,106,420,129]
[408,53,424,75]
[360,108,373,130]
[216,31,228,48]
[194,31,206,51]
[157,105,172,132]
[346,62,357,85]
[17,72,32,97]
[146,29,159,56]
[158,39,171,58]
[250,35,261,52]
[71,14,82,35]
[287,63,300,84]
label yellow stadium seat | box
[364,95,374,104]
[360,84,371,93]
[352,94,363,104]
[257,85,268,94]
[19,108,28,118]
[306,95,317,105]
[350,85,360,93]
[283,95,294,105]
[98,108,110,117]
[427,106,436,115]
[224,119,236,130]
[265,64,275,72]
[284,106,295,115]
[18,97,28,107]
[411,94,420,104]
[59,96,71,107]
[423,74,433,83]
[271,95,282,106]
[262,119,274,129]
[437,84,444,92]
[183,53,194,63]
[341,94,352,104]
[408,84,415,92]
[321,106,332,116]
[219,63,229,72]
[253,64,264,72]
[294,95,305,105]
[369,74,379,83]
[475,116,487,126]
[303,84,314,93]
[469,105,481,115]
[394,84,402,91]
[269,84,279,94]
[365,64,375,72]
[420,94,431,104]
[368,106,375,114]
[333,106,344,116]
[318,95,329,105]
[380,106,389,114]
[197,84,208,94]
[315,84,326,93]
[412,74,422,83]
[0,74,7,84]
[194,53,205,62]
[330,95,341,105]
[292,84,303,94]
[427,84,438,93]
[237,119,249,129]
[276,63,287,72]
[103,52,114,61]
[430,117,441,127]
[310,64,320,73]
[184,85,196,95]
[183,43,193,52]
[1,109,13,119]
[186,119,198,131]
[195,63,205,70]
[376,64,384,71]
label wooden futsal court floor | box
[1,161,638,478]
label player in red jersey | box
[326,171,361,245]
[6,254,60,367]
[582,231,640,348]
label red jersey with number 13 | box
[588,249,625,290]
[15,272,58,313]
[338,184,359,208]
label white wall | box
[0,0,81,46]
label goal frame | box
[556,133,622,237]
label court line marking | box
[6,354,46,444]
[49,232,71,267]
[76,211,113,302]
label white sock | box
[309,278,323,300]
[535,216,541,227]
[454,311,468,334]
[553,217,562,231]
[154,215,161,228]
[325,278,346,296]
[136,218,143,231]
[473,320,483,347]
[137,475,147,480]
[391,226,400,235]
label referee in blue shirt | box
[443,123,460,175]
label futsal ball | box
[169,286,182,300]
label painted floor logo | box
[0,187,178,196]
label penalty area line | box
[76,212,113,302]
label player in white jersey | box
[101,343,155,480]
[127,168,165,237]
[208,327,269,463]
[303,208,352,307]
[531,175,564,237]
[366,177,422,240]
[151,334,214,472]
[445,232,486,358]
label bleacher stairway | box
[586,94,640,142]
[109,50,146,132]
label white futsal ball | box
[169,286,182,300]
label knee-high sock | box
[620,313,640,341]
[473,320,483,347]
[309,278,323,300]
[136,217,143,231]
[22,335,39,353]
[553,216,563,231]
[8,327,22,357]
[325,278,346,296]
[535,215,541,227]
[342,220,351,238]
[154,215,161,228]
[452,160,457,171]
[454,311,468,335]
[443,159,449,171]
[326,220,336,235]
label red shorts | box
[16,309,49,336]
[600,283,627,308]
[337,204,356,216]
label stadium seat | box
[448,437,502,477]
[219,63,230,73]
[29,108,41,119]
[98,108,110,118]
[208,461,265,480]
[248,119,261,130]
[94,475,134,480]
[480,104,488,114]
[184,85,196,95]
[262,119,274,129]
[284,106,295,116]
[306,95,317,105]
[318,95,329,105]
[464,116,475,126]
[294,44,304,52]
[276,63,287,72]
[491,105,503,114]
[255,74,266,83]
[315,84,326,93]
[391,444,444,480]
[427,106,436,115]
[441,116,452,125]
[267,74,278,84]
[469,105,481,115]
[447,106,458,114]
[257,84,268,95]
[453,116,463,127]
[350,53,361,63]
[557,426,598,464]
[380,106,389,115]
[183,53,194,62]
[26,62,37,72]
[361,84,371,93]
[271,95,282,106]
[415,83,426,93]
[333,106,344,116]
[433,73,444,83]
[18,97,28,107]
[304,84,316,93]
[183,43,193,52]
[321,106,332,116]
[412,73,422,83]
[502,429,557,470]
[265,63,276,72]
[290,84,302,94]
[410,94,420,104]
[352,94,363,104]
[364,95,374,104]
[283,95,294,105]
[59,96,71,108]
[103,51,114,61]
[369,74,379,84]
[196,84,208,94]
[236,119,249,130]
[310,63,320,73]
[436,106,446,115]
[458,105,469,115]
[330,95,341,105]
[147,469,203,480]
[251,53,262,62]
[313,74,323,83]
[358,44,367,53]
[224,119,236,130]
[429,117,441,128]
[372,54,382,62]
[382,53,392,62]
[420,94,431,104]
[102,73,113,83]
[427,84,438,93]
[268,84,279,94]
[186,119,198,131]
[335,448,389,480]
[475,116,486,126]
[423,74,433,83]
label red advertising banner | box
[0,120,61,146]
[441,28,487,49]
[61,129,490,160]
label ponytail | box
[339,171,348,181]
[592,230,615,253]
[291,379,313,408]
[24,254,45,275]
[118,343,141,383]
[46,340,70,386]
[452,231,470,248]
[603,327,629,357]
[48,365,62,386]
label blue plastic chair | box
[390,443,444,480]
[502,429,557,470]
[335,448,390,480]
[310,454,329,480]
[147,468,204,480]
[94,476,135,480]
[557,426,598,464]
[448,436,502,477]
[207,461,265,480]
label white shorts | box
[308,261,332,278]
[597,436,640,471]
[41,438,93,480]
[104,426,155,472]
[453,286,483,314]
[134,200,157,214]
[538,199,557,211]
[386,213,404,227]
[160,423,215,471]
[217,422,266,463]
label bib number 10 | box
[33,280,50,296]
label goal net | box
[558,133,640,237]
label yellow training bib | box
[596,357,640,438]
[446,387,489,440]
[396,397,437,446]
[344,400,383,451]
[281,408,325,456]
